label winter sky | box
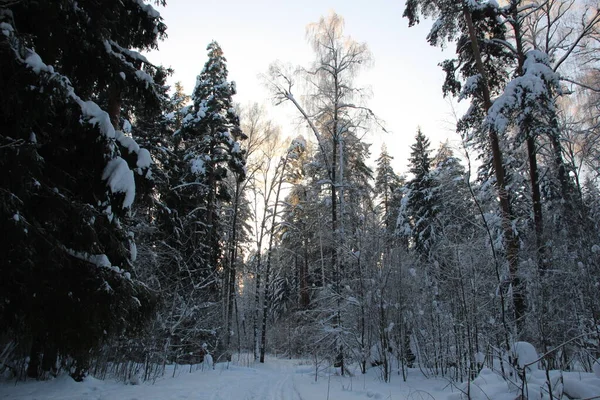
[147,0,464,173]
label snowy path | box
[207,361,304,400]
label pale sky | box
[146,0,465,174]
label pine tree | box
[0,0,166,380]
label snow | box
[466,0,499,11]
[475,351,485,364]
[122,119,132,133]
[137,148,152,169]
[20,47,153,211]
[594,358,600,378]
[288,135,307,158]
[63,248,127,275]
[510,341,538,371]
[77,100,116,139]
[485,50,560,135]
[134,0,161,18]
[0,21,13,37]
[459,74,481,101]
[0,357,449,400]
[116,132,140,154]
[2,356,600,400]
[101,157,136,209]
[135,69,154,88]
[130,241,137,263]
[190,156,207,176]
[24,52,54,74]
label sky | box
[146,0,466,174]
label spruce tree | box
[375,145,404,235]
[402,128,437,256]
[167,41,246,354]
[0,0,166,380]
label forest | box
[1,0,600,398]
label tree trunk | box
[463,6,525,335]
[300,236,310,308]
[260,157,288,363]
[27,338,41,379]
[108,84,121,129]
[224,178,242,360]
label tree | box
[0,0,166,380]
[404,0,528,336]
[375,145,404,236]
[165,41,247,359]
[399,128,437,256]
[265,12,380,373]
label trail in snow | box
[208,360,304,400]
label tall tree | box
[404,0,526,335]
[168,41,246,357]
[375,145,404,236]
[0,0,166,380]
[399,129,437,256]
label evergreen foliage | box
[399,128,437,256]
[0,0,166,380]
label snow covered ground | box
[1,356,600,400]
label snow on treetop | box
[288,136,307,159]
[485,50,559,134]
[102,158,136,209]
[289,136,307,152]
[134,0,161,19]
[466,0,500,11]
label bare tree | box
[265,11,381,373]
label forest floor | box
[0,356,451,400]
[1,356,600,399]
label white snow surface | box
[594,357,600,378]
[0,357,451,400]
[510,341,538,371]
[2,356,600,400]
